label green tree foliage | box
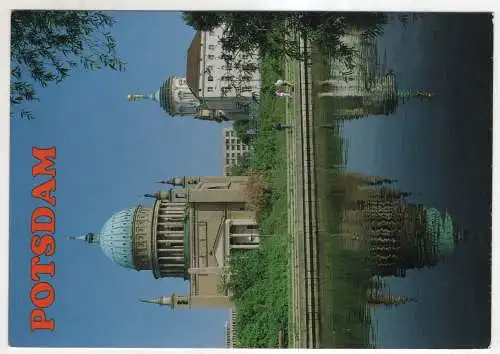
[181,12,388,67]
[216,57,290,348]
[230,151,251,176]
[10,10,126,119]
[231,120,252,146]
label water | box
[317,13,492,348]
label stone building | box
[69,175,260,309]
[127,76,228,123]
[224,308,238,348]
[186,27,261,121]
[127,27,261,122]
[223,127,250,176]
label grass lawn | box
[223,54,290,348]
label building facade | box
[127,76,228,123]
[224,308,238,348]
[70,175,260,309]
[223,127,250,176]
[186,27,261,121]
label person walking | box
[274,79,294,90]
[273,122,292,130]
[275,89,292,98]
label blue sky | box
[9,11,231,348]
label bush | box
[221,53,289,348]
[244,173,272,213]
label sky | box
[9,11,232,348]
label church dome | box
[98,207,138,269]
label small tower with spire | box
[157,177,185,188]
[67,232,100,244]
[144,190,171,201]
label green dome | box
[424,207,456,255]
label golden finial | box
[127,94,147,101]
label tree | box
[10,10,126,119]
[230,150,251,175]
[181,12,388,66]
[232,120,253,146]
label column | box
[230,219,257,226]
[230,244,259,250]
[188,267,226,275]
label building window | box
[207,87,214,92]
[242,63,257,71]
[223,64,232,70]
[221,75,233,81]
[208,54,215,60]
[226,158,230,164]
[176,192,186,199]
[208,44,215,50]
[242,86,253,92]
[206,65,213,73]
[242,75,252,81]
[208,75,214,82]
[177,299,189,305]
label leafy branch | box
[10,10,126,119]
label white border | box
[1,2,498,354]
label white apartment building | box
[224,308,238,348]
[223,127,250,176]
[186,27,261,121]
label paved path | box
[285,36,320,349]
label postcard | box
[8,10,493,349]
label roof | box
[99,207,138,269]
[186,31,202,98]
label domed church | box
[69,175,260,309]
[127,76,229,123]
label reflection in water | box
[315,30,434,120]
[316,170,466,348]
[333,172,465,290]
[312,14,491,349]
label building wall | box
[223,127,250,176]
[186,175,258,298]
[196,28,261,118]
[168,76,200,116]
[228,308,238,347]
